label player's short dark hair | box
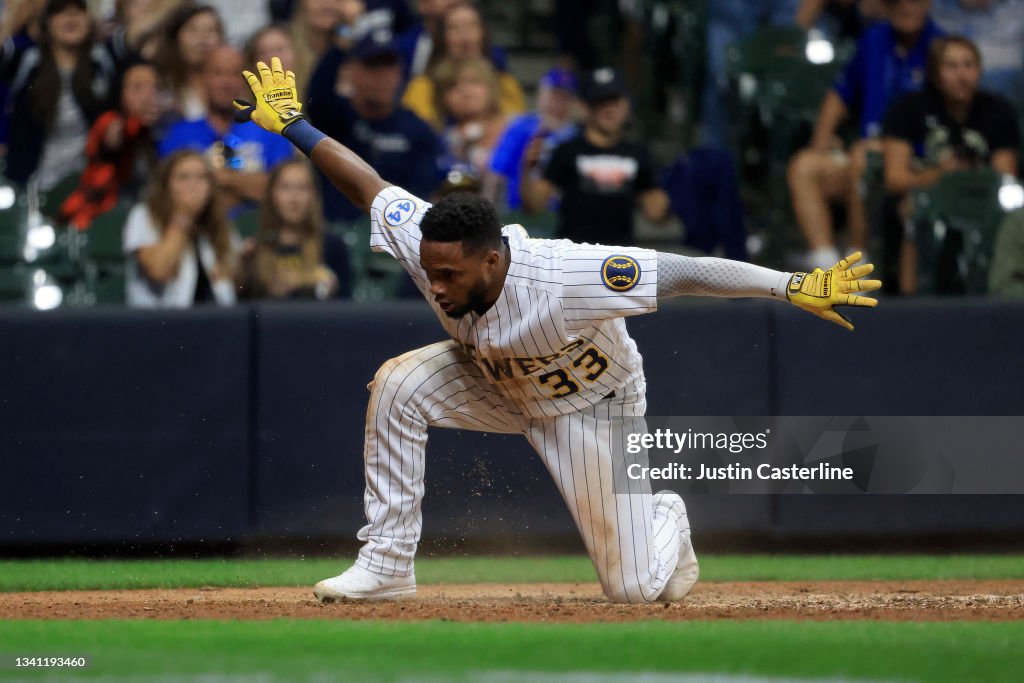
[420,192,503,255]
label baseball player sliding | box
[235,59,882,604]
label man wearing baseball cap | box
[305,29,444,223]
[485,67,580,212]
[520,67,670,244]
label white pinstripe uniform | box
[356,186,682,604]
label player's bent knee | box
[369,348,453,413]
[372,351,426,389]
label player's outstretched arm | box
[233,57,388,213]
[657,251,881,331]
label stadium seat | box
[39,173,82,218]
[912,168,1008,294]
[862,149,887,257]
[83,205,129,263]
[87,267,126,305]
[0,263,68,308]
[0,175,87,305]
[727,27,850,124]
[80,204,130,305]
[0,265,29,303]
[504,209,558,239]
[726,26,854,264]
[664,0,707,146]
[233,208,261,240]
[989,208,1024,297]
[0,203,28,263]
[328,221,405,301]
[1018,108,1024,161]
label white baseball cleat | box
[313,565,416,602]
[652,490,700,603]
[660,530,699,602]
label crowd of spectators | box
[0,0,1022,308]
[782,0,1023,293]
[787,0,941,270]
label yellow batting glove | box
[233,57,304,135]
[787,252,882,331]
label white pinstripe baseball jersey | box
[369,186,659,419]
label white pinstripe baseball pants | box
[354,340,680,604]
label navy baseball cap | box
[351,29,400,64]
[539,67,577,93]
[580,67,627,104]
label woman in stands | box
[123,150,237,307]
[882,35,1020,293]
[0,0,138,189]
[401,0,524,129]
[152,3,224,120]
[287,0,363,91]
[434,56,510,186]
[244,24,298,76]
[58,61,163,230]
[237,158,339,300]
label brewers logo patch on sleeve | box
[601,255,641,292]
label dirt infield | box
[4,580,1023,622]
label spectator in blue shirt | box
[787,0,941,267]
[159,45,294,215]
[484,67,579,213]
[305,30,444,223]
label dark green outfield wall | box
[2,299,1022,546]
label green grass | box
[3,554,1024,592]
[1,619,1022,682]
[2,558,1020,682]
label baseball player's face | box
[419,239,503,318]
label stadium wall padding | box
[2,299,1023,547]
[0,308,252,544]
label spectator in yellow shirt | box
[401,0,524,129]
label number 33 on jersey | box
[369,186,659,419]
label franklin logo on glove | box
[232,57,325,155]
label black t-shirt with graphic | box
[883,87,1020,166]
[542,133,657,244]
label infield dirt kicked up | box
[4,580,1023,622]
